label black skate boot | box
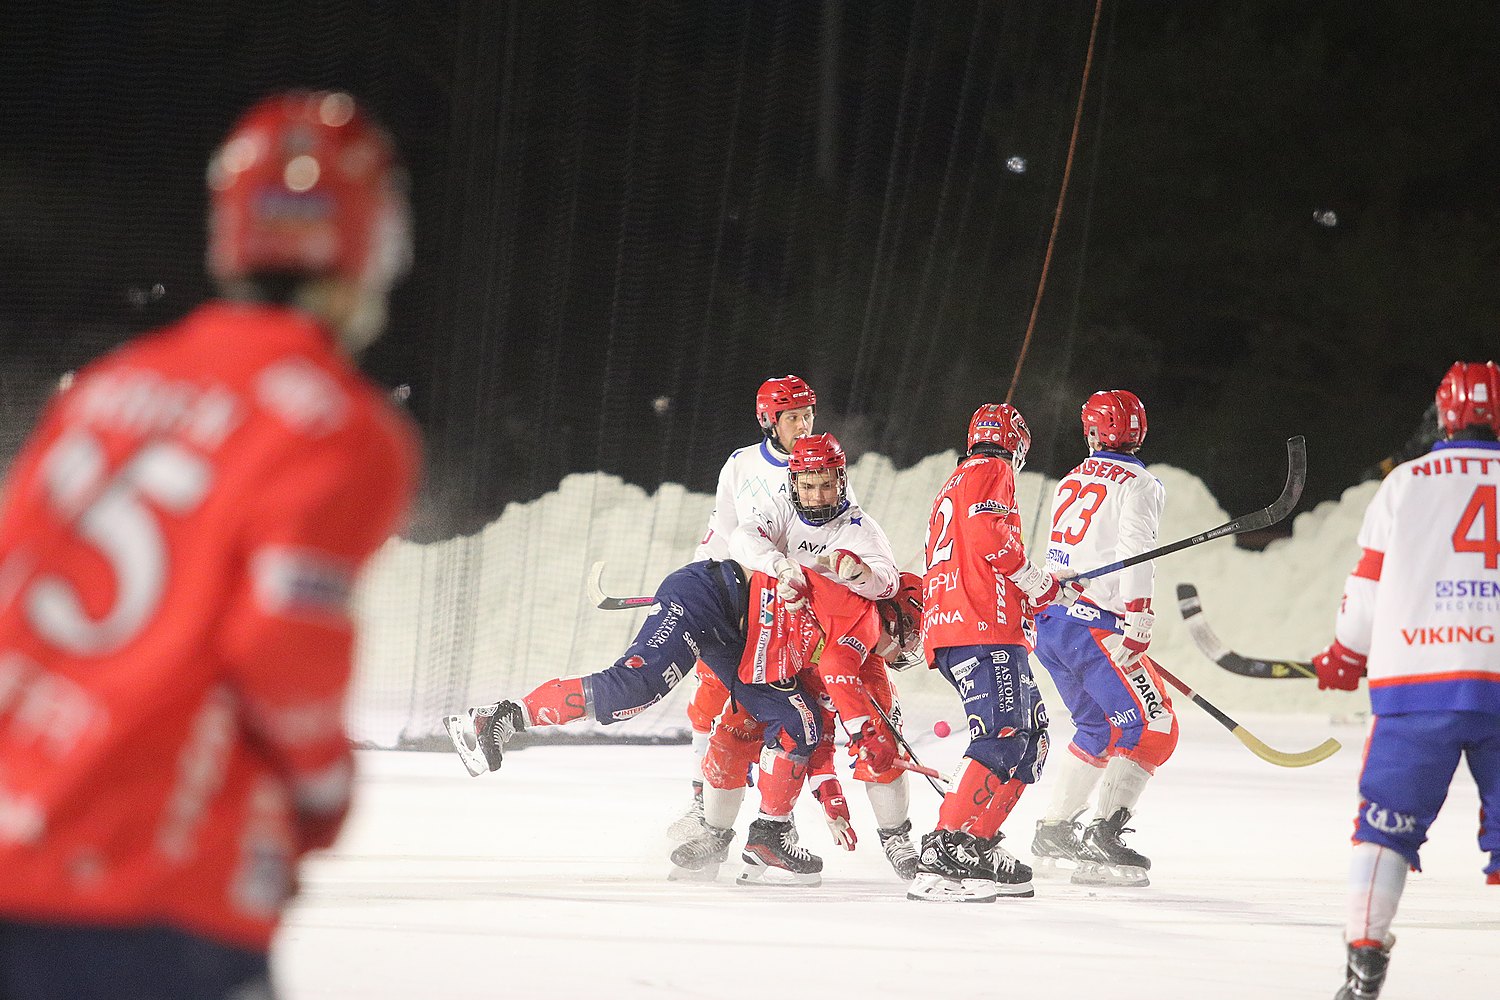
[668,823,734,882]
[1072,807,1150,887]
[443,701,526,777]
[877,819,920,882]
[906,830,997,902]
[978,832,1035,898]
[1031,818,1086,876]
[667,781,707,840]
[737,818,823,886]
[1334,938,1393,1000]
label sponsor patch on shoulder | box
[968,500,1013,517]
[251,546,356,620]
[837,635,869,657]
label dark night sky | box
[1,1,1497,541]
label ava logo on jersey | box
[1363,801,1416,837]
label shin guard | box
[521,677,588,727]
[756,747,809,821]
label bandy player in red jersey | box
[1029,390,1179,888]
[908,403,1083,903]
[1314,361,1500,1000]
[669,571,923,884]
[0,92,420,1000]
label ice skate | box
[877,819,919,882]
[737,818,823,886]
[1031,817,1086,876]
[978,832,1035,898]
[667,782,706,840]
[1071,807,1150,887]
[1334,938,1393,1000]
[906,830,998,902]
[668,824,734,882]
[443,700,525,777]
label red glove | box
[810,777,857,850]
[1115,598,1154,668]
[1313,639,1367,691]
[819,548,867,583]
[850,717,899,774]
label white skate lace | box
[781,828,816,861]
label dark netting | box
[1,1,1113,747]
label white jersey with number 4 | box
[1334,440,1500,715]
[1043,450,1165,616]
[694,439,859,561]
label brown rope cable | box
[1005,0,1106,404]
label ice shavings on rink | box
[278,710,1498,1000]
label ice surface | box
[277,708,1498,1000]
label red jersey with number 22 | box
[921,454,1031,652]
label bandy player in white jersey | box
[1029,390,1179,887]
[674,376,829,835]
[1314,361,1500,1000]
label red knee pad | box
[703,724,760,790]
[686,662,730,734]
[1120,707,1179,771]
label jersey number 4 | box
[1050,479,1107,545]
[1452,484,1499,569]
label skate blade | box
[1070,861,1149,887]
[993,879,1036,898]
[735,861,821,887]
[443,715,492,777]
[1033,856,1079,878]
[667,863,721,883]
[905,874,997,902]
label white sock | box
[1093,756,1151,821]
[865,774,910,830]
[1043,749,1105,822]
[1346,841,1406,945]
[690,731,709,782]
[702,784,744,831]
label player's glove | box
[810,777,857,850]
[849,716,899,775]
[1007,560,1084,610]
[1113,598,1154,668]
[772,557,810,611]
[818,548,867,584]
[1313,639,1367,691]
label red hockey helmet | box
[966,403,1031,470]
[756,376,817,432]
[207,91,412,293]
[1081,389,1148,452]
[1435,361,1500,437]
[787,432,848,525]
[878,571,925,659]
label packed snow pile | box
[351,451,1379,748]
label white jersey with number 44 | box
[1044,450,1165,616]
[1335,440,1500,715]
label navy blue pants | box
[585,560,821,758]
[0,921,271,1000]
[935,643,1049,783]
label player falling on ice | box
[0,92,420,999]
[673,376,823,838]
[1028,390,1178,888]
[444,562,915,884]
[909,403,1084,903]
[669,570,922,885]
[1313,361,1500,1000]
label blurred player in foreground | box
[1313,361,1500,1000]
[0,91,420,999]
[672,376,820,837]
[1029,390,1179,888]
[909,403,1082,902]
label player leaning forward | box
[908,403,1084,902]
[1314,361,1500,1000]
[1028,390,1179,888]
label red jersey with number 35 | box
[0,302,419,950]
[921,454,1032,652]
